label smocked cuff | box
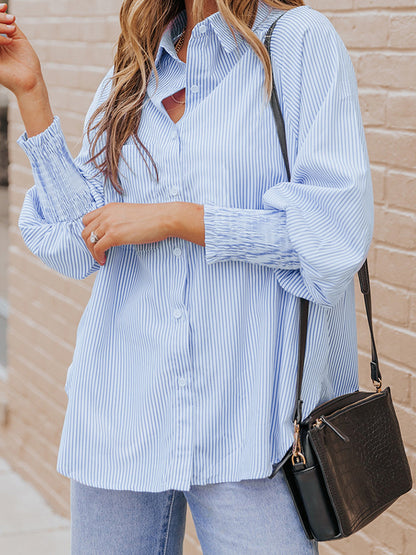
[203,203,300,269]
[17,116,93,222]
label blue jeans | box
[70,469,319,554]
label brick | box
[370,165,385,204]
[374,245,416,290]
[360,89,387,127]
[366,244,377,270]
[44,41,114,68]
[8,336,68,397]
[8,282,80,342]
[330,14,389,49]
[8,245,94,307]
[385,170,416,211]
[309,0,354,9]
[395,404,416,450]
[6,387,65,452]
[49,88,97,116]
[376,359,412,405]
[357,352,372,383]
[372,278,410,325]
[366,129,416,171]
[376,320,416,369]
[410,375,416,412]
[357,53,416,91]
[387,92,416,131]
[8,309,74,368]
[410,294,416,333]
[356,310,371,353]
[42,64,108,93]
[374,206,416,250]
[354,0,416,7]
[390,15,416,49]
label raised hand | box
[0,3,43,96]
[0,4,53,136]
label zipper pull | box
[315,415,350,442]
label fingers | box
[0,11,14,23]
[82,206,104,227]
[92,234,113,264]
[82,217,112,266]
[81,221,105,265]
[0,5,15,44]
[82,206,114,265]
[0,22,15,36]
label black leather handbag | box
[264,14,413,542]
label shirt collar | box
[153,0,274,68]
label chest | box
[115,49,293,209]
[161,89,186,124]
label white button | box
[178,377,187,387]
[173,247,182,257]
[173,309,182,319]
[199,24,207,33]
[171,131,177,140]
[190,84,199,94]
[170,187,179,197]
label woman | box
[1,0,373,552]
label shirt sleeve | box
[203,8,374,307]
[17,67,114,279]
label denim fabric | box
[70,468,319,554]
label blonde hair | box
[87,0,304,192]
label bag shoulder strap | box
[263,15,382,425]
[263,13,291,182]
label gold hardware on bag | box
[313,415,350,442]
[314,417,324,429]
[372,379,383,393]
[291,421,306,465]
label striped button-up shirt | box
[17,2,373,491]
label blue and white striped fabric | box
[17,1,374,492]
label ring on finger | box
[90,231,99,244]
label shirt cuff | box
[17,115,94,223]
[203,203,300,269]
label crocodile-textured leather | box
[284,387,413,540]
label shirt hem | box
[57,459,287,493]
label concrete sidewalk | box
[0,457,70,554]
